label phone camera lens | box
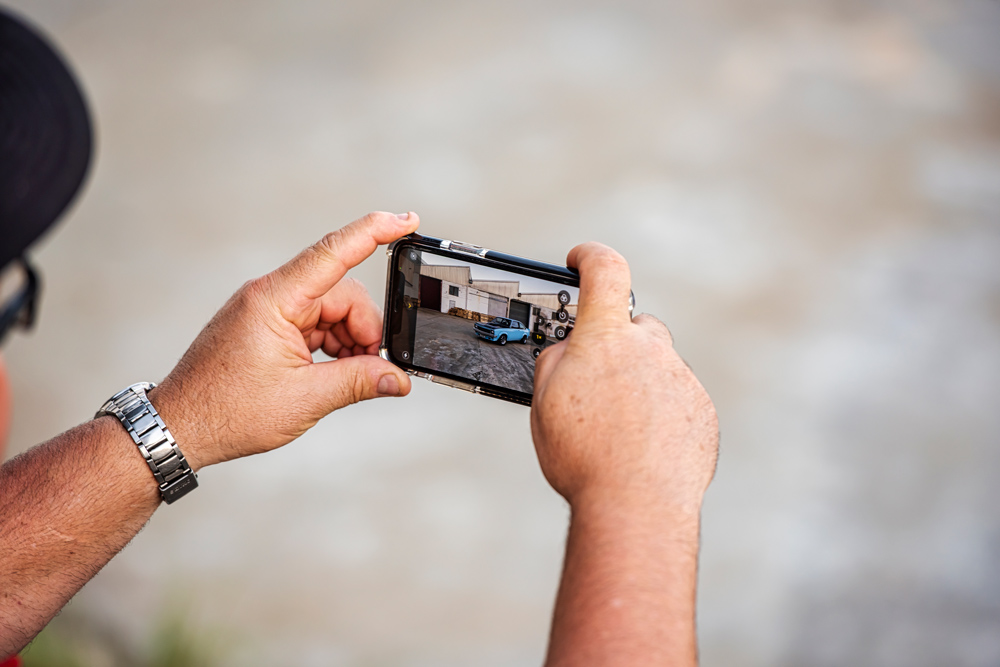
[401,351,411,360]
[408,251,417,261]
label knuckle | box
[634,313,673,344]
[656,322,674,345]
[318,229,346,257]
[593,249,629,270]
[581,241,626,265]
[357,211,388,231]
[234,278,255,298]
[350,368,369,404]
[240,276,270,302]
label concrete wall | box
[439,279,467,312]
[419,267,520,301]
[471,280,520,300]
[420,264,471,285]
[434,277,512,319]
[437,279,508,319]
[487,293,508,317]
[466,286,490,315]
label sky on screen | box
[421,251,580,302]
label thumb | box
[533,340,568,395]
[307,355,412,410]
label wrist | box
[569,484,703,545]
[145,385,212,472]
[547,478,703,667]
[90,413,164,503]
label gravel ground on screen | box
[413,308,550,394]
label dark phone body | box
[380,234,594,406]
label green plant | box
[19,624,87,667]
[20,603,229,667]
[147,609,226,667]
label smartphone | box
[381,233,633,406]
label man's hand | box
[532,242,718,667]
[532,241,718,513]
[0,211,418,656]
[151,211,419,469]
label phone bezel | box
[380,233,585,406]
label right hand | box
[149,211,419,470]
[530,243,719,514]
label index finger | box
[566,242,633,323]
[276,211,420,300]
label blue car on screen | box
[474,317,529,345]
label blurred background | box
[3,0,999,664]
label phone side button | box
[429,375,479,394]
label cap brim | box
[0,8,93,270]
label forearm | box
[0,417,161,656]
[544,496,702,667]
[0,212,417,658]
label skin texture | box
[0,211,418,657]
[0,224,718,663]
[533,243,719,667]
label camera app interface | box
[401,249,579,396]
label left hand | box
[530,242,718,513]
[149,211,419,469]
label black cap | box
[0,8,93,271]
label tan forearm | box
[545,497,702,667]
[0,417,160,655]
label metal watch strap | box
[95,382,198,504]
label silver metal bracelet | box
[95,382,198,504]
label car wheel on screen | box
[558,290,570,306]
[498,334,507,346]
[521,334,528,343]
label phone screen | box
[390,247,580,397]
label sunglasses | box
[0,258,40,347]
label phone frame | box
[380,233,613,406]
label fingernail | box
[377,374,401,396]
[395,212,410,220]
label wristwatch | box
[96,382,198,504]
